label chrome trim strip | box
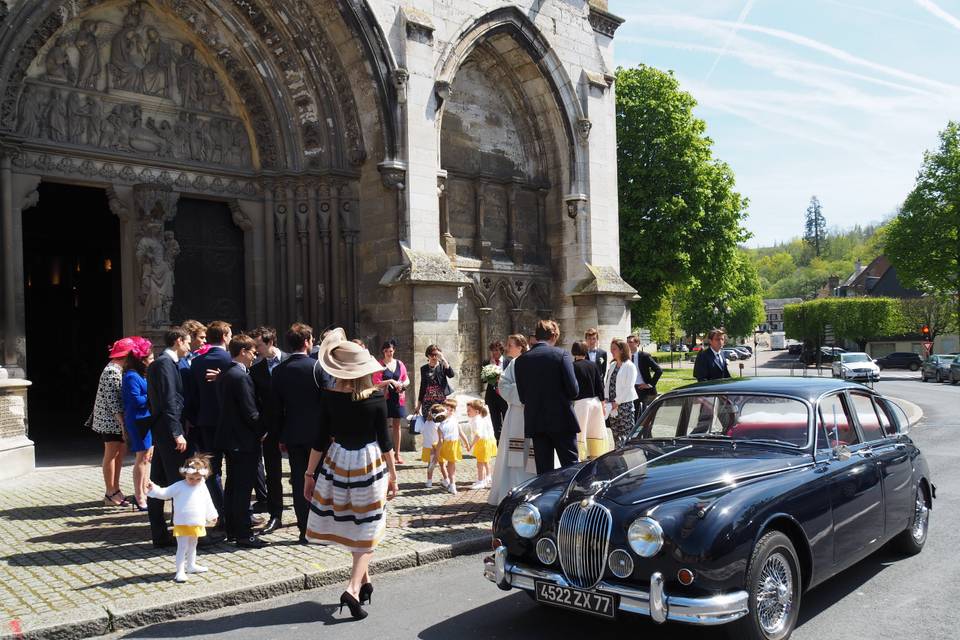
[484,554,749,626]
[631,462,815,505]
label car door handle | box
[856,448,874,458]
[894,443,907,450]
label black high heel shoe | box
[359,582,373,605]
[339,591,368,620]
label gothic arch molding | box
[435,6,585,192]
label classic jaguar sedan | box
[484,378,934,640]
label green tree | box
[616,65,749,324]
[784,298,902,350]
[680,252,764,339]
[885,121,960,329]
[898,294,957,342]
[803,196,827,257]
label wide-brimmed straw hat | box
[317,328,384,380]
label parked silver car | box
[950,355,960,384]
[921,355,955,383]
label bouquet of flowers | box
[480,363,503,386]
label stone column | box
[317,182,333,327]
[507,180,523,264]
[262,181,276,326]
[274,184,289,328]
[1,150,16,370]
[283,179,297,323]
[477,307,492,371]
[295,182,310,321]
[474,179,492,263]
[340,182,360,335]
[0,376,33,481]
[438,170,456,259]
[329,182,343,326]
[307,180,320,325]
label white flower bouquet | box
[480,363,503,385]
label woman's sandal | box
[103,490,129,507]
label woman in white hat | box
[302,328,398,620]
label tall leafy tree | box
[680,252,765,339]
[885,121,960,329]
[616,65,749,324]
[899,294,957,342]
[803,195,827,257]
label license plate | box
[534,580,617,619]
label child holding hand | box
[466,399,497,490]
[147,454,219,583]
[436,399,463,495]
[421,404,450,489]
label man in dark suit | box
[514,320,580,474]
[483,341,509,442]
[178,319,206,454]
[146,327,191,547]
[216,334,268,549]
[627,334,663,414]
[584,327,608,379]
[693,328,732,382]
[189,320,232,523]
[272,323,323,544]
[248,327,285,535]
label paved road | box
[113,377,960,640]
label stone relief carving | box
[134,184,180,328]
[11,1,251,169]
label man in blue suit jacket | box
[514,320,580,474]
[693,328,732,382]
[190,320,233,522]
[272,323,323,544]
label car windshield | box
[635,394,810,448]
[841,353,871,363]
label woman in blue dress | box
[122,337,154,511]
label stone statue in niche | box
[109,14,145,92]
[74,20,102,90]
[45,89,68,142]
[15,84,44,137]
[136,222,178,329]
[142,27,173,98]
[44,36,76,84]
[161,230,180,322]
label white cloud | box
[913,0,960,31]
[705,0,757,80]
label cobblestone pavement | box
[0,453,495,638]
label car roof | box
[662,376,870,402]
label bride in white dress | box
[488,335,536,505]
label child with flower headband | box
[465,399,497,490]
[436,399,463,495]
[421,403,450,489]
[146,454,219,583]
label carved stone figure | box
[109,7,146,92]
[101,103,125,149]
[173,111,190,159]
[15,84,43,137]
[160,230,179,322]
[74,20,101,90]
[136,236,165,327]
[142,27,173,98]
[176,44,202,107]
[45,89,68,142]
[76,96,102,146]
[198,67,224,112]
[66,92,84,144]
[44,36,75,84]
[146,117,175,157]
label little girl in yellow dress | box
[466,399,497,490]
[436,399,463,495]
[147,454,219,583]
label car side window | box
[878,399,905,436]
[875,399,896,437]
[849,393,886,442]
[817,394,859,450]
[640,398,685,438]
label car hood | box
[566,441,810,507]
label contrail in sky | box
[705,0,757,80]
[914,0,960,30]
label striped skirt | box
[306,441,388,553]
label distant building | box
[760,298,802,332]
[831,256,921,299]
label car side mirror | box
[833,444,852,461]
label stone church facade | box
[0,0,633,474]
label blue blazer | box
[693,348,731,382]
[121,370,150,429]
[513,342,580,437]
[189,346,233,428]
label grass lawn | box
[657,368,697,393]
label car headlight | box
[627,517,664,557]
[512,503,542,538]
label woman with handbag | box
[372,339,409,464]
[122,337,155,511]
[414,344,455,418]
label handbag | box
[134,415,154,439]
[408,415,424,435]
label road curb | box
[886,396,923,427]
[2,534,490,640]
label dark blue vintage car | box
[484,378,934,640]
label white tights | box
[174,536,205,580]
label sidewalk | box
[0,455,494,639]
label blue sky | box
[609,0,960,247]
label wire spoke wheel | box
[912,486,929,543]
[755,552,793,636]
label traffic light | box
[921,325,930,338]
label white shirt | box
[147,480,218,527]
[469,414,496,441]
[164,348,180,363]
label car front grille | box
[557,499,613,589]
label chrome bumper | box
[483,546,748,626]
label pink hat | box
[108,338,136,359]
[130,337,153,359]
